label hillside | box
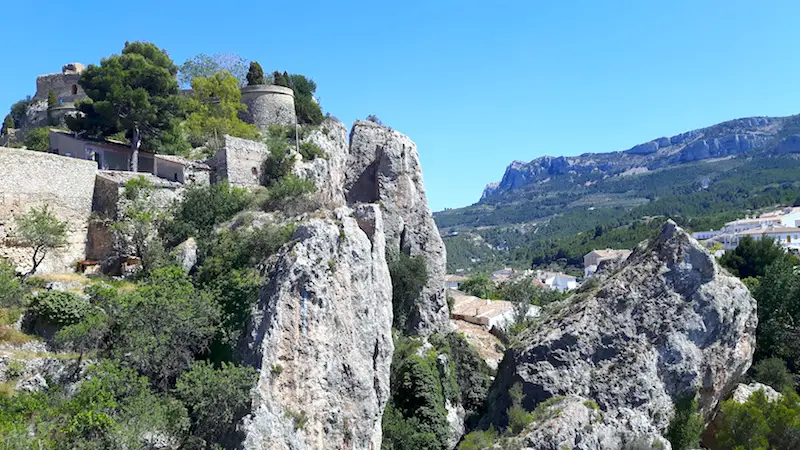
[435,114,800,272]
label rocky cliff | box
[345,120,449,335]
[480,221,757,449]
[482,115,800,200]
[240,205,393,450]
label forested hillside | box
[436,115,800,273]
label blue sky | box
[3,1,800,211]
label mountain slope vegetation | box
[436,114,800,272]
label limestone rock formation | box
[729,382,782,403]
[292,118,350,208]
[239,205,393,450]
[481,221,757,448]
[345,120,449,335]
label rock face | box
[481,221,757,448]
[345,120,449,335]
[293,118,350,208]
[240,205,393,450]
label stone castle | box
[28,62,296,132]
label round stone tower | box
[240,85,296,130]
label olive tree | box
[14,204,68,278]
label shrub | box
[298,141,326,161]
[29,291,90,326]
[715,388,800,450]
[10,97,32,128]
[752,357,795,392]
[366,114,383,125]
[0,260,23,307]
[23,127,51,152]
[175,360,256,444]
[665,396,704,450]
[246,62,265,86]
[2,114,14,135]
[160,182,251,247]
[458,426,498,450]
[387,252,428,331]
[261,135,295,187]
[507,383,533,435]
[261,175,317,210]
[446,333,492,425]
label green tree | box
[47,89,58,109]
[289,74,323,125]
[29,290,90,327]
[460,274,495,299]
[175,360,256,445]
[112,267,220,388]
[23,127,51,152]
[387,252,428,331]
[246,61,265,86]
[10,96,32,128]
[716,236,795,279]
[13,204,68,277]
[1,113,13,135]
[752,357,795,392]
[68,41,186,171]
[178,53,248,87]
[666,396,704,450]
[752,259,800,370]
[184,71,260,148]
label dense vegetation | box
[437,154,800,273]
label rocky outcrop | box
[239,205,393,450]
[481,221,757,448]
[293,118,350,208]
[345,120,449,335]
[703,382,783,448]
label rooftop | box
[738,227,800,235]
[449,290,514,321]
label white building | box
[449,290,539,330]
[725,226,800,250]
[545,273,579,292]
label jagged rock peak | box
[480,220,757,449]
[239,205,393,450]
[345,120,449,336]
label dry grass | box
[0,308,23,326]
[0,326,35,345]
[0,381,15,398]
[37,273,91,284]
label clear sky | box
[4,1,800,211]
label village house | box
[583,249,632,277]
[544,272,579,292]
[445,274,467,290]
[449,290,538,330]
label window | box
[71,84,78,95]
[251,167,258,176]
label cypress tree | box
[246,62,265,86]
[47,89,58,109]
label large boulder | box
[239,205,393,450]
[345,120,449,336]
[481,221,757,448]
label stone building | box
[239,84,296,130]
[208,135,272,187]
[35,63,87,103]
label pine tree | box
[1,114,13,135]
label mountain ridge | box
[481,114,796,201]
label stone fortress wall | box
[34,63,87,103]
[0,147,96,273]
[239,84,296,130]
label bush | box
[2,114,14,135]
[261,175,317,210]
[506,383,533,435]
[446,333,492,425]
[23,127,51,152]
[298,141,326,161]
[387,252,428,331]
[160,182,251,247]
[0,260,23,307]
[175,360,256,444]
[261,135,295,187]
[457,427,498,450]
[714,388,800,449]
[752,357,796,392]
[29,291,90,326]
[665,396,703,450]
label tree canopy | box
[68,41,187,170]
[720,236,798,279]
[178,53,248,88]
[183,71,260,149]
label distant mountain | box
[482,116,797,200]
[435,114,800,273]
